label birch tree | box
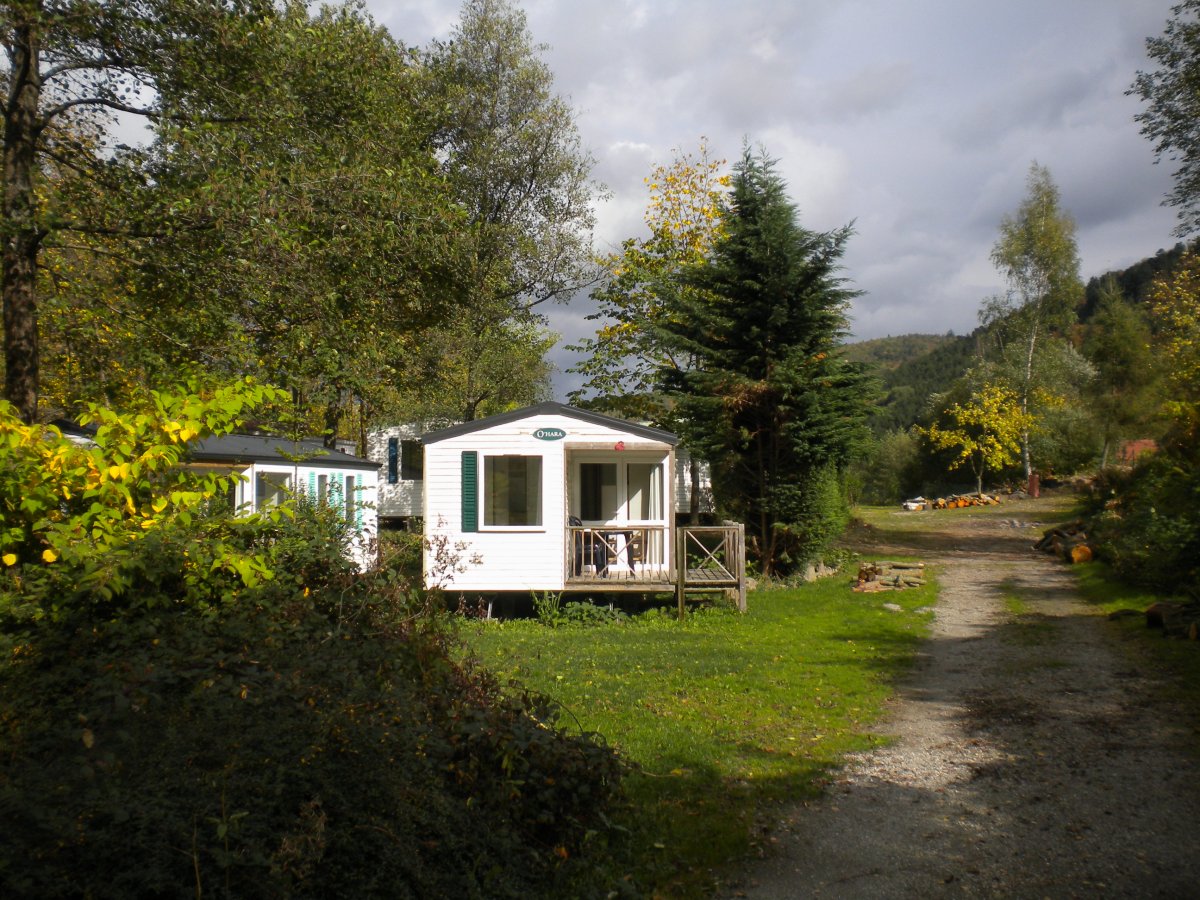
[981,162,1083,481]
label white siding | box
[232,460,379,571]
[367,423,437,520]
[424,412,675,592]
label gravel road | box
[724,499,1200,898]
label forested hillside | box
[847,332,978,433]
[850,240,1193,437]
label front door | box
[570,454,668,575]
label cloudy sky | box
[368,0,1182,397]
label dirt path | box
[724,498,1200,898]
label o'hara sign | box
[533,426,567,441]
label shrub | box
[0,389,625,898]
[1085,455,1200,591]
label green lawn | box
[459,574,934,896]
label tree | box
[1082,277,1162,467]
[1131,0,1200,236]
[1,0,275,423]
[981,162,1083,480]
[658,148,874,576]
[126,2,469,446]
[918,382,1034,496]
[417,0,599,426]
[569,139,730,419]
[393,312,556,423]
[1147,251,1200,449]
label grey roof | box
[421,402,679,446]
[188,434,379,471]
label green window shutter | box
[461,451,478,533]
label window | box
[484,455,542,526]
[401,440,423,481]
[256,471,290,509]
[579,462,618,521]
[387,438,398,484]
[573,458,665,524]
[627,462,663,520]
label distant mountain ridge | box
[846,242,1196,435]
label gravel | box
[723,500,1200,898]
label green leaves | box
[656,148,875,575]
[0,378,285,622]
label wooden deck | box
[565,524,746,613]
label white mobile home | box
[370,420,712,529]
[187,434,380,570]
[421,403,744,608]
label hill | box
[843,333,958,371]
[845,332,978,433]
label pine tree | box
[658,149,875,576]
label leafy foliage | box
[980,162,1084,480]
[1132,0,1200,236]
[0,378,287,622]
[569,139,730,421]
[0,391,624,898]
[917,382,1034,495]
[658,149,875,575]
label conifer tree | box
[658,149,874,576]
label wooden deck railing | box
[565,523,747,613]
[676,524,746,613]
[566,525,670,586]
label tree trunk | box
[3,13,43,423]
[322,399,341,449]
[1019,317,1039,483]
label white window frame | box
[571,454,667,527]
[480,454,544,532]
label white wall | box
[375,421,713,523]
[367,422,441,521]
[232,461,379,571]
[424,412,673,592]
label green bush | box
[1085,455,1200,591]
[0,390,624,898]
[851,428,922,504]
[775,464,851,570]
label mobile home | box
[421,403,744,608]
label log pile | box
[1033,522,1094,564]
[854,561,927,592]
[902,494,1001,511]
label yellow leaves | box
[2,553,17,567]
[42,549,58,563]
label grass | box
[1070,560,1200,749]
[458,574,934,897]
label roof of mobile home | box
[419,402,679,446]
[187,434,379,470]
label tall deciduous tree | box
[1131,0,1200,236]
[425,0,600,312]
[981,162,1083,480]
[128,2,466,445]
[2,0,273,422]
[658,148,874,576]
[419,0,599,426]
[569,139,729,419]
